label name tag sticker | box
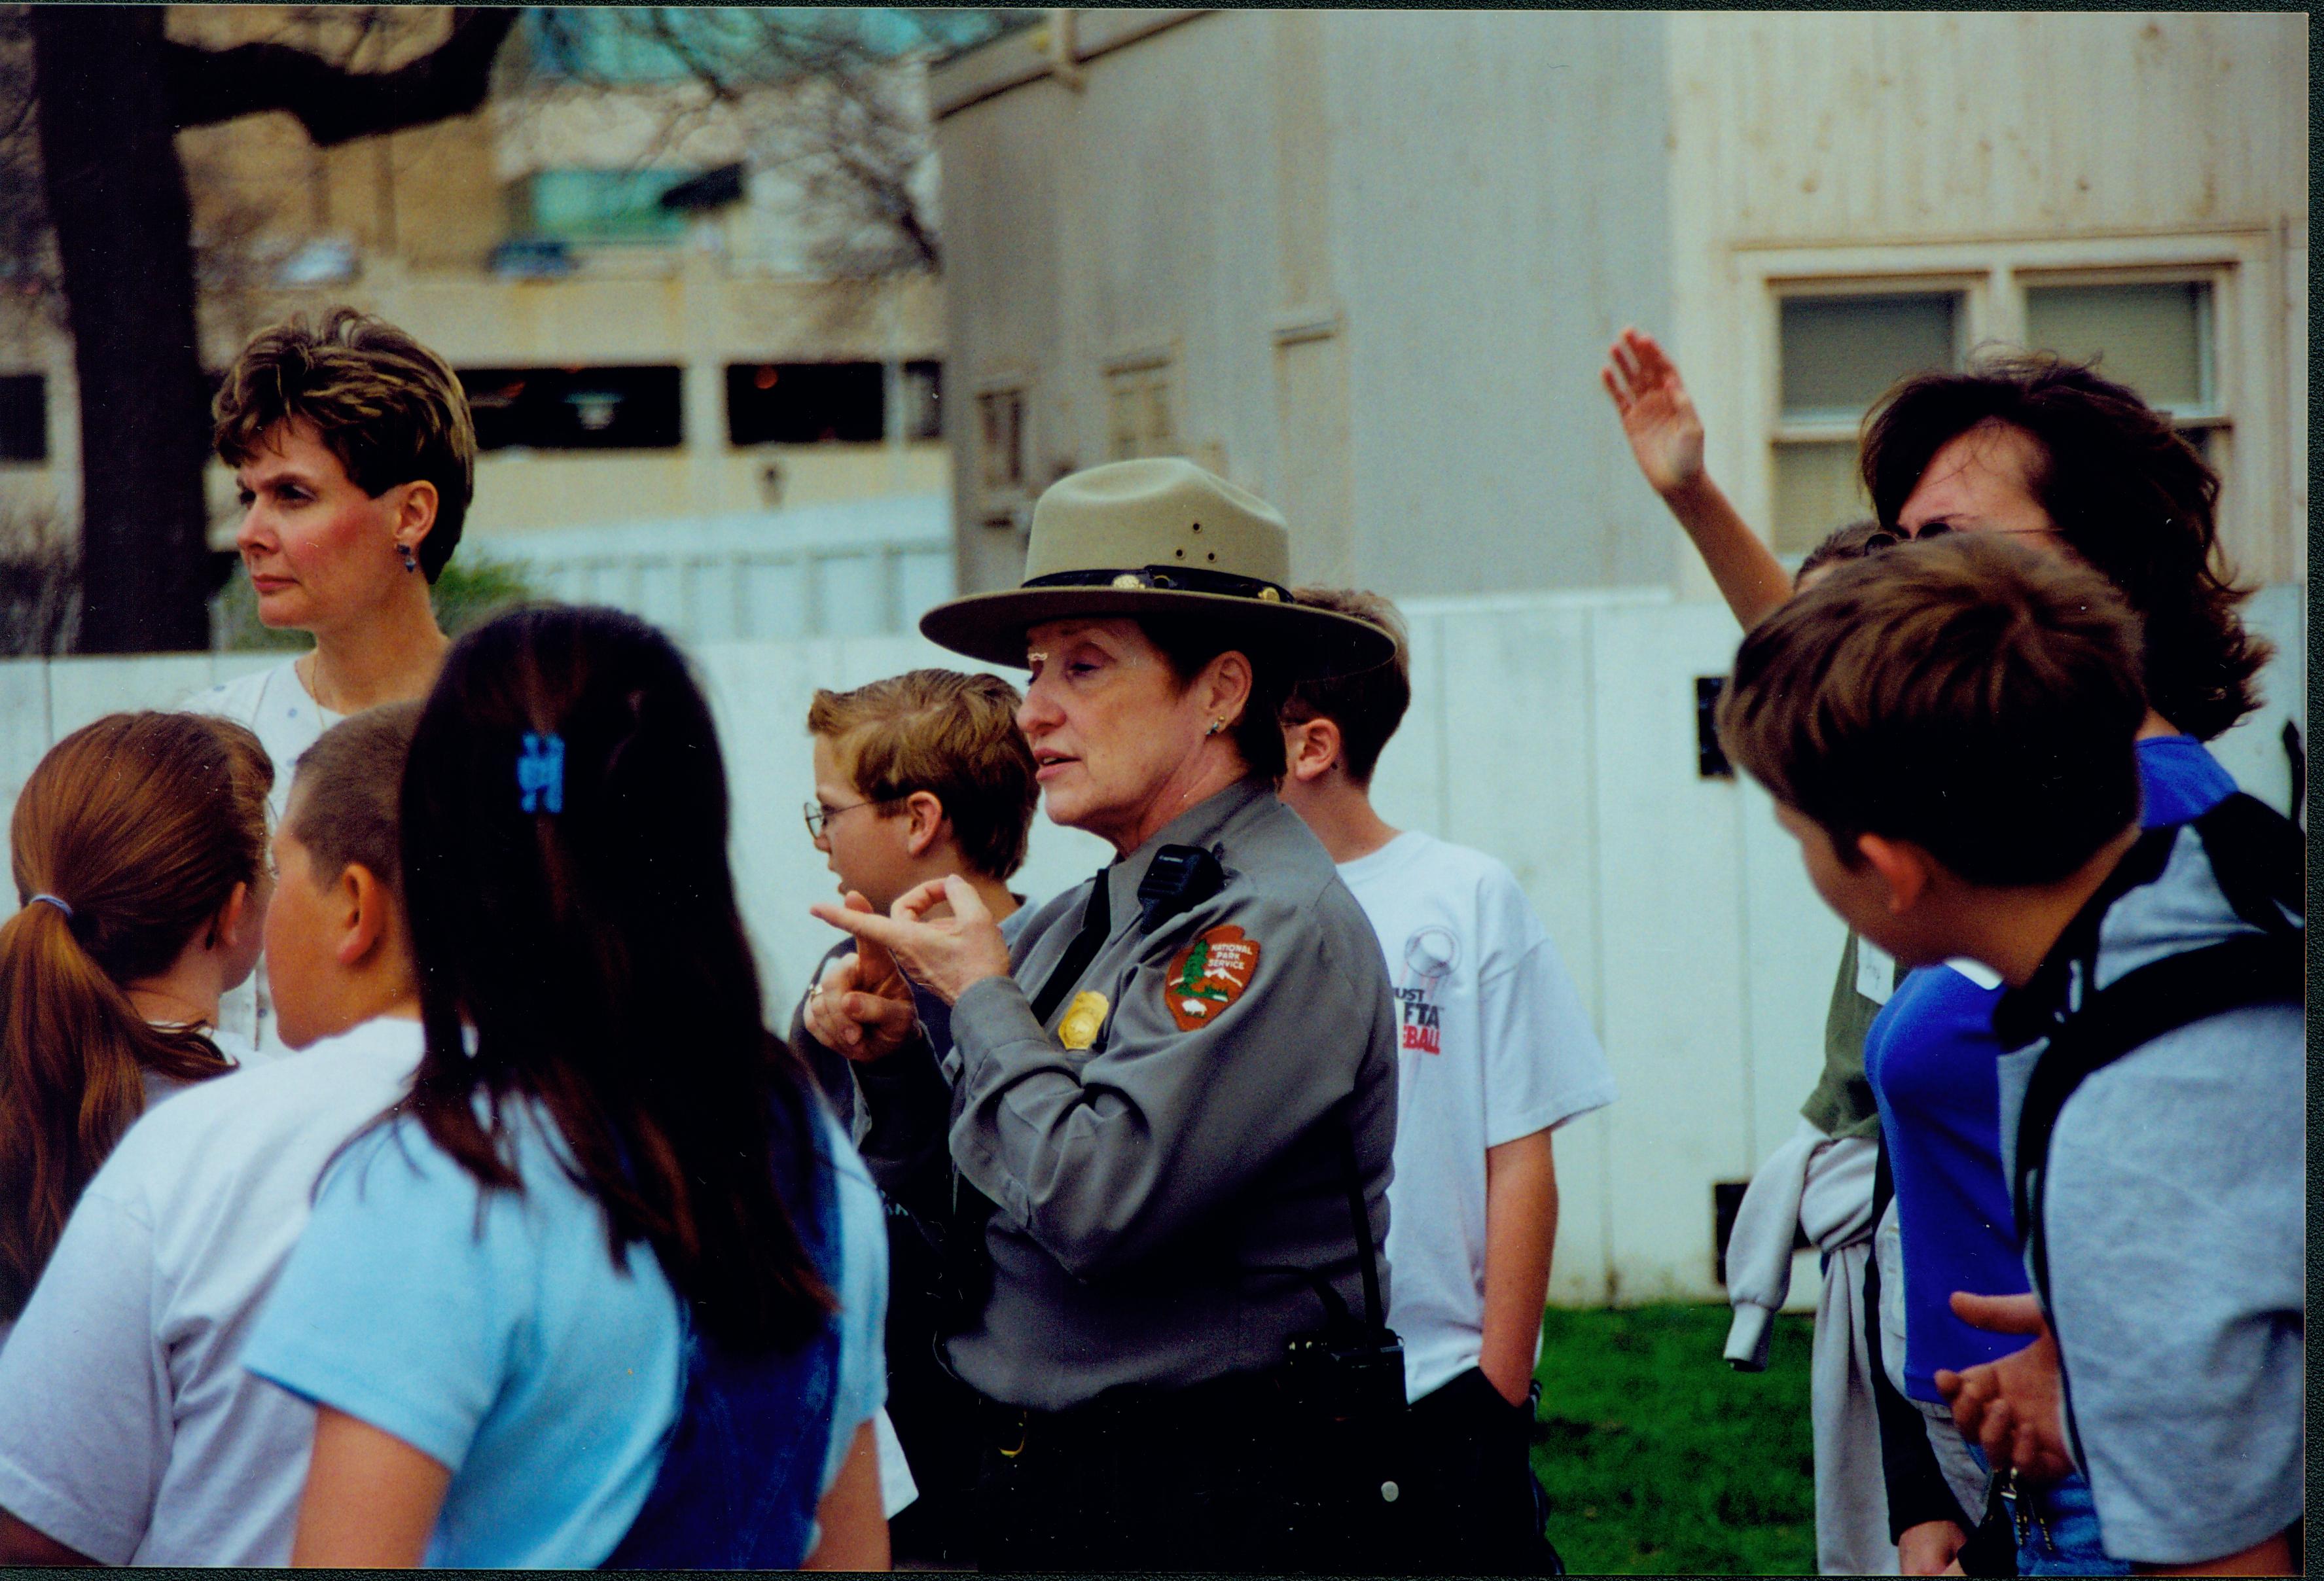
[1856,938,1897,1004]
[1165,925,1261,1032]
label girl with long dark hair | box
[242,606,889,1568]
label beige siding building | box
[933,10,2306,598]
[925,12,2308,1302]
[0,8,952,553]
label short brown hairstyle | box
[1860,353,2268,742]
[1719,535,2146,887]
[213,308,477,582]
[807,670,1039,879]
[1133,617,1293,783]
[288,702,423,899]
[1279,588,1411,786]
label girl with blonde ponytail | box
[0,712,273,1328]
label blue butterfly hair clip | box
[518,732,565,815]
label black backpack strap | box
[2012,927,2305,1285]
[2191,792,2306,934]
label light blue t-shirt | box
[1994,819,2302,1565]
[243,1099,886,1569]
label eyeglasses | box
[802,796,897,839]
[1894,521,2060,542]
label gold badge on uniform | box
[1058,990,1109,1050]
[1164,925,1261,1032]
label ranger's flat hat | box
[920,457,1395,678]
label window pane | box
[902,361,942,442]
[524,170,692,243]
[0,374,46,463]
[1108,382,1139,460]
[726,363,885,446]
[978,391,1023,490]
[1779,294,1958,418]
[1771,440,1870,556]
[2024,282,2210,412]
[1143,376,1173,453]
[460,366,683,451]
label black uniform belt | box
[974,1366,1290,1458]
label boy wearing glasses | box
[791,667,1040,1569]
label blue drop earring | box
[397,541,418,575]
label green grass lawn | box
[1531,1304,1817,1575]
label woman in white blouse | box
[188,309,474,1056]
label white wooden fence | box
[476,492,955,647]
[0,582,2304,1305]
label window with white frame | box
[1765,257,2240,559]
[2021,279,2224,465]
[1103,353,1175,461]
[1770,291,1963,554]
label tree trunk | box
[33,7,213,654]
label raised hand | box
[803,891,919,1062]
[1933,1291,2075,1487]
[811,875,1012,1014]
[1601,326,1707,497]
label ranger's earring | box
[397,540,418,575]
[1206,717,1228,737]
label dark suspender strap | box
[1337,1118,1385,1334]
[1028,868,1114,1025]
[929,869,1116,1349]
[2013,928,2304,1264]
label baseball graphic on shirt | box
[1397,925,1459,1055]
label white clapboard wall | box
[476,492,956,647]
[0,582,2304,1306]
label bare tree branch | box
[165,7,518,146]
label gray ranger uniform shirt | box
[853,777,1399,1412]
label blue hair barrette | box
[517,732,565,815]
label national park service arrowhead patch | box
[1164,925,1260,1032]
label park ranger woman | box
[808,459,1406,1571]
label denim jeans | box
[1967,1444,2132,1575]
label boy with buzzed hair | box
[1719,535,2302,1576]
[0,703,425,1565]
[1277,587,1615,1574]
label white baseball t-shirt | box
[0,1016,419,1563]
[1335,831,1615,1402]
